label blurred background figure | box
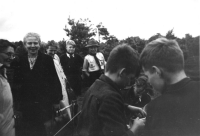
[0,39,15,136]
[13,32,62,136]
[123,74,153,123]
[46,41,71,119]
[82,39,106,88]
[60,40,83,97]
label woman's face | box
[89,46,97,54]
[0,46,15,67]
[25,36,40,56]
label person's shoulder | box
[186,79,200,94]
[84,54,91,59]
[92,79,122,99]
[75,54,83,59]
[60,53,67,59]
[41,53,53,60]
[189,79,200,85]
[97,52,104,56]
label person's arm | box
[82,57,90,77]
[98,94,135,136]
[124,103,146,118]
[46,56,63,104]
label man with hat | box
[60,40,83,97]
[82,39,106,87]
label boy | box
[134,38,200,136]
[60,40,83,97]
[77,44,146,136]
[82,39,106,87]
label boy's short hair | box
[23,32,41,45]
[66,40,76,47]
[106,44,140,75]
[140,38,184,73]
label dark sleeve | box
[59,55,64,67]
[78,54,84,67]
[12,57,22,85]
[77,54,84,73]
[98,94,135,136]
[45,56,62,104]
[59,55,67,76]
[11,57,23,103]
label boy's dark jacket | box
[77,74,134,136]
[60,53,83,77]
[144,78,200,136]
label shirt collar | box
[99,74,123,96]
[66,53,74,58]
[163,77,191,94]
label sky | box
[0,0,200,43]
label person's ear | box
[152,66,162,76]
[119,68,126,78]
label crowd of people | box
[0,32,199,136]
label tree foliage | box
[166,29,176,39]
[64,17,96,54]
[96,22,109,42]
[58,39,66,56]
[148,33,163,43]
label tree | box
[14,41,27,56]
[105,35,119,45]
[148,33,164,43]
[165,29,176,39]
[58,39,66,56]
[121,36,146,53]
[96,22,109,43]
[64,17,96,54]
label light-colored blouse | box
[0,74,15,136]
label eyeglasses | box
[0,52,15,59]
[27,42,39,45]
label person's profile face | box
[0,46,15,67]
[66,44,75,54]
[143,67,165,93]
[25,36,40,56]
[46,46,57,57]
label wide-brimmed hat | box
[85,39,99,48]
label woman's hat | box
[85,39,99,48]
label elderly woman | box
[0,39,15,136]
[13,33,62,136]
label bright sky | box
[0,0,199,43]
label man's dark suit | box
[60,53,83,96]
